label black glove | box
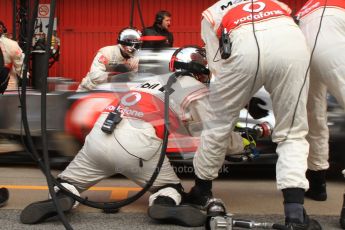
[246,97,269,119]
[183,178,213,208]
[106,63,130,73]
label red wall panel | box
[0,0,14,36]
[1,0,308,82]
[57,0,215,81]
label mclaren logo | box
[221,1,233,10]
[220,0,245,10]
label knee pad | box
[51,181,80,209]
[149,184,184,206]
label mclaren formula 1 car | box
[0,48,344,168]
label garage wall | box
[57,0,216,81]
[0,0,15,39]
[1,0,308,82]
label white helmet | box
[169,45,210,83]
[117,27,142,55]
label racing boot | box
[340,193,345,229]
[148,195,207,227]
[184,177,213,208]
[285,209,322,230]
[284,188,322,229]
[20,192,75,224]
[0,187,9,207]
[305,169,327,201]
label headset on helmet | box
[154,10,171,25]
[0,21,8,35]
[169,46,210,83]
[117,27,142,51]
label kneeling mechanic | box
[20,45,261,227]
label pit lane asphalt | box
[0,165,343,230]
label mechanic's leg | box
[267,66,321,228]
[115,127,206,228]
[306,75,329,201]
[20,181,79,224]
[21,125,119,224]
[120,148,206,227]
[148,184,207,227]
[268,70,313,227]
[193,23,263,208]
[264,23,321,229]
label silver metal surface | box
[209,216,233,230]
[0,90,69,135]
[137,48,177,75]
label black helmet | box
[117,27,142,53]
[169,45,210,82]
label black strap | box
[0,45,4,69]
[0,68,10,94]
[0,45,10,94]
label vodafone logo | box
[120,92,142,106]
[243,1,266,13]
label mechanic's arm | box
[89,51,107,73]
[11,44,25,78]
[77,51,109,91]
[128,56,139,72]
[201,18,222,77]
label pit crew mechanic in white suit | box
[0,21,25,208]
[187,1,321,229]
[77,27,141,92]
[0,21,25,94]
[295,0,345,227]
[21,46,253,227]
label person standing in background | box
[142,10,173,48]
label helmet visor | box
[120,41,142,51]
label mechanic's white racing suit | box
[296,0,345,172]
[194,0,311,190]
[77,44,139,92]
[59,73,244,206]
[0,35,24,93]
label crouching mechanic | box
[77,27,142,92]
[21,46,256,227]
[187,0,322,229]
